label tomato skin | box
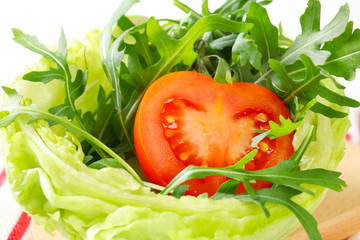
[134,71,294,196]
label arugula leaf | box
[174,0,202,20]
[99,1,140,155]
[246,2,278,70]
[214,0,270,18]
[160,153,346,196]
[92,86,115,143]
[321,22,360,81]
[161,125,345,197]
[204,55,239,84]
[212,183,322,239]
[147,15,252,78]
[100,0,139,76]
[278,23,294,49]
[210,180,240,200]
[88,158,122,170]
[252,1,358,119]
[269,55,360,118]
[232,32,262,72]
[251,115,300,148]
[172,185,190,199]
[209,34,237,50]
[12,28,91,131]
[104,29,136,153]
[280,1,349,66]
[234,187,322,240]
[48,69,88,120]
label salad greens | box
[0,0,358,239]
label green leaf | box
[280,2,349,66]
[2,87,23,106]
[251,115,300,148]
[13,28,90,129]
[92,86,115,142]
[234,187,322,240]
[267,116,300,139]
[172,185,190,199]
[286,125,315,165]
[48,103,74,120]
[22,68,63,83]
[99,0,139,75]
[214,0,254,17]
[12,28,63,62]
[147,15,252,74]
[161,126,345,196]
[233,61,260,83]
[310,102,349,118]
[209,34,237,50]
[209,55,238,84]
[232,33,262,72]
[210,180,240,200]
[161,152,345,197]
[174,0,202,20]
[269,55,358,118]
[321,22,360,80]
[70,69,88,106]
[201,0,211,16]
[278,23,294,48]
[230,149,258,170]
[88,158,123,170]
[102,17,140,154]
[246,2,278,69]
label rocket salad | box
[1,0,359,239]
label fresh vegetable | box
[1,0,359,239]
[134,71,295,196]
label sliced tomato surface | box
[134,71,294,196]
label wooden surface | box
[286,142,360,240]
[32,143,360,240]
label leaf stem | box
[117,109,136,154]
[283,74,323,103]
[174,0,202,19]
[254,69,273,84]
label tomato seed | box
[165,115,177,123]
[255,113,268,122]
[179,151,191,161]
[259,142,270,152]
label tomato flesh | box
[134,71,294,196]
[161,98,276,169]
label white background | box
[0,0,359,139]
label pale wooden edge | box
[31,220,66,240]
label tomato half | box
[134,71,294,196]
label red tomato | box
[134,71,294,196]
